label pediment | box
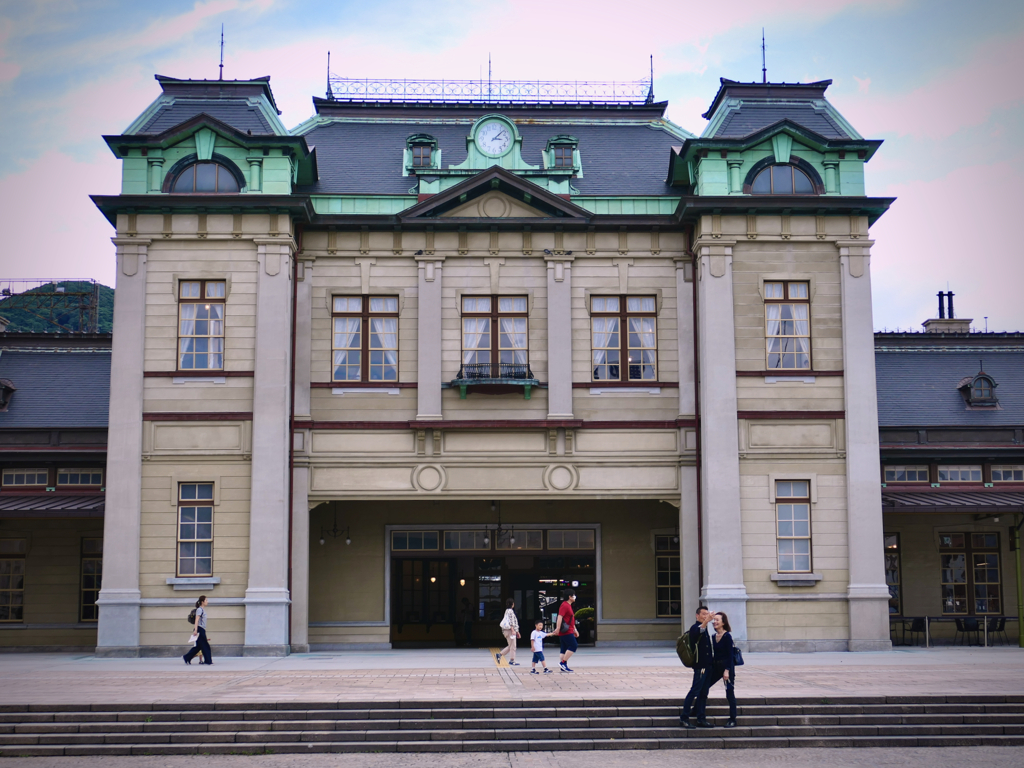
[440,190,545,218]
[400,166,591,221]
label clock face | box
[476,120,513,156]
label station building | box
[87,72,896,655]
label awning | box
[883,489,1024,514]
[0,493,104,518]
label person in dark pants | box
[694,611,737,728]
[183,595,213,666]
[679,604,714,728]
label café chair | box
[905,617,926,646]
[986,617,1008,646]
[954,617,981,646]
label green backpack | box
[676,632,698,668]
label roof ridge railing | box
[326,77,655,105]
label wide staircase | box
[1,696,1023,756]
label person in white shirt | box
[496,598,521,666]
[530,619,553,674]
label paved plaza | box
[1,646,1022,705]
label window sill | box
[173,376,226,385]
[771,572,822,587]
[332,388,401,396]
[589,386,661,395]
[166,577,221,591]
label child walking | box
[530,619,553,674]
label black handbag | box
[732,645,744,666]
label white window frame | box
[775,480,812,573]
[937,465,982,483]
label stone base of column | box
[96,589,141,651]
[848,586,892,652]
[244,587,291,652]
[701,584,748,642]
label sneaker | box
[725,719,737,728]
[530,669,539,674]
[559,661,567,670]
[562,665,574,673]
[543,668,553,674]
[508,661,520,666]
[495,653,501,664]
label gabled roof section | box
[103,113,311,159]
[700,78,861,141]
[400,166,592,221]
[122,75,288,138]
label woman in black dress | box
[694,611,737,727]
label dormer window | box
[958,369,998,407]
[0,379,15,412]
[171,161,241,193]
[545,136,578,170]
[406,134,438,171]
[751,164,816,195]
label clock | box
[475,119,513,156]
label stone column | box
[839,237,892,651]
[96,236,150,656]
[676,255,700,619]
[416,255,444,420]
[244,236,294,655]
[545,256,574,418]
[695,238,748,640]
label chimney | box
[923,291,972,333]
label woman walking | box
[693,611,737,727]
[496,598,521,666]
[183,595,213,666]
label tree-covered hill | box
[0,281,114,333]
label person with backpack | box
[693,611,738,728]
[183,595,213,666]
[679,604,713,728]
[495,598,521,666]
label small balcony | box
[451,362,539,400]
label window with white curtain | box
[461,296,528,377]
[764,281,810,370]
[332,296,399,381]
[178,280,225,370]
[776,480,812,573]
[590,295,657,381]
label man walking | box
[553,588,579,672]
[679,604,714,728]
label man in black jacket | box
[679,604,714,728]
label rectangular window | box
[884,534,901,615]
[443,530,490,550]
[938,465,982,482]
[0,539,26,623]
[58,469,104,487]
[992,465,1024,482]
[178,280,225,370]
[590,295,657,381]
[776,480,811,573]
[391,531,439,551]
[547,529,596,550]
[883,465,929,483]
[177,483,213,577]
[461,296,528,378]
[496,529,543,550]
[1,469,48,487]
[332,296,399,382]
[80,538,102,622]
[412,145,432,167]
[765,281,810,370]
[939,532,1001,615]
[553,145,574,167]
[655,534,681,618]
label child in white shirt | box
[530,619,553,674]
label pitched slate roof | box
[138,101,275,135]
[295,121,681,196]
[0,349,110,429]
[875,348,1024,427]
[712,104,851,139]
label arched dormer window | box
[170,161,241,193]
[406,134,439,170]
[750,164,816,195]
[958,369,999,407]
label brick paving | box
[0,647,1022,706]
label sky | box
[0,0,1022,331]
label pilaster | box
[545,255,574,418]
[838,240,892,651]
[244,236,294,655]
[96,237,150,656]
[289,465,310,653]
[416,255,444,420]
[294,258,313,420]
[695,240,747,640]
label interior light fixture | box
[460,578,466,587]
[320,509,351,546]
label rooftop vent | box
[923,290,972,334]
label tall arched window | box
[171,162,241,193]
[750,164,816,195]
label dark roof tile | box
[0,350,110,429]
[712,104,850,139]
[139,101,274,135]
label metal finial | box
[219,24,224,80]
[645,54,655,104]
[326,51,334,99]
[762,29,767,84]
